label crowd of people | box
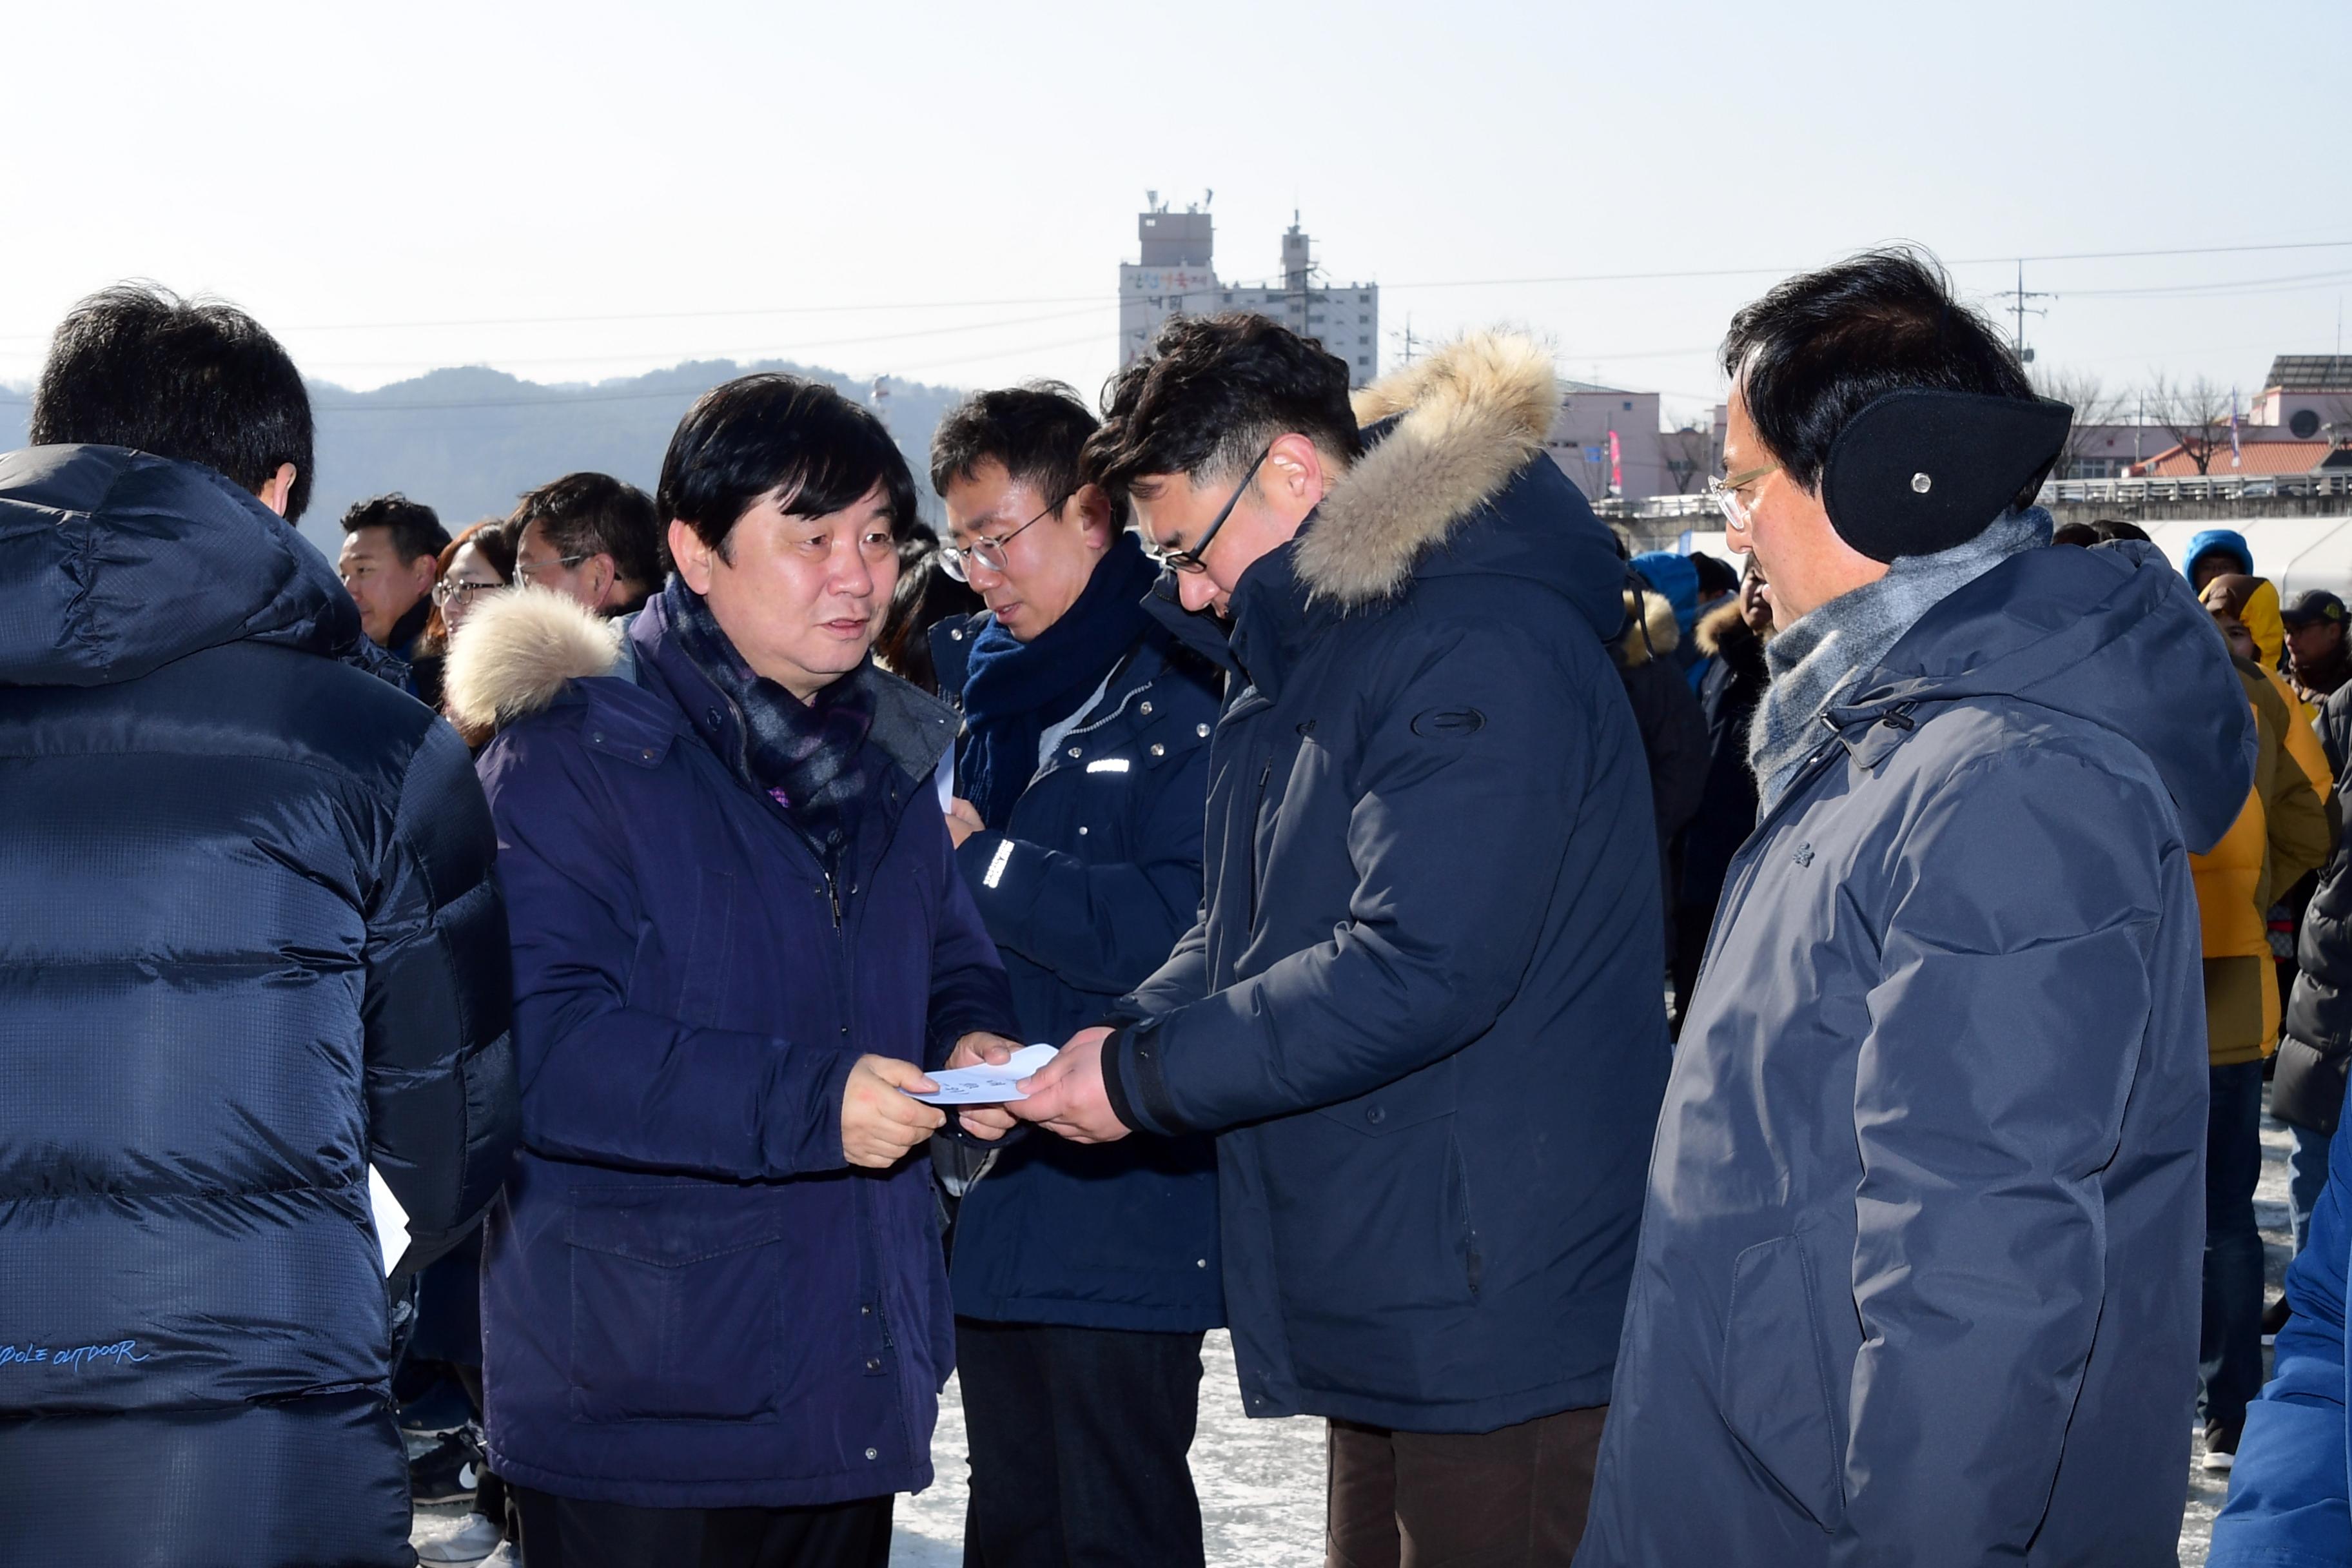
[6,250,2352,1568]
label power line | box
[3,237,2341,342]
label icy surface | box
[412,1104,2297,1565]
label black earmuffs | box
[1821,391,2073,563]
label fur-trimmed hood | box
[1293,332,1562,609]
[444,585,623,735]
[1613,589,1681,670]
[1695,597,1770,669]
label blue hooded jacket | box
[0,446,518,1567]
[2188,527,2255,582]
[1099,336,1671,1433]
[2211,1102,2352,1563]
[1578,540,2256,1566]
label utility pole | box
[1994,260,2055,364]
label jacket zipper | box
[1247,758,1275,926]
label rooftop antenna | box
[1146,189,1159,211]
[1204,188,1213,207]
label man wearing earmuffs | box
[1575,250,2257,1567]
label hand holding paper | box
[906,1043,1059,1106]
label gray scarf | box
[1748,507,2052,811]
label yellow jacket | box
[2192,662,2335,1063]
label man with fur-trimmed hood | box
[993,315,1671,1561]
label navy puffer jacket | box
[0,445,519,1568]
[932,605,1226,1333]
[1101,335,1672,1434]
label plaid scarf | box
[661,577,877,865]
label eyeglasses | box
[1146,446,1271,579]
[433,578,506,607]
[514,554,589,585]
[938,496,1064,583]
[1705,462,1781,532]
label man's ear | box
[1068,483,1117,551]
[669,518,715,594]
[587,553,619,607]
[1265,433,1329,507]
[255,463,298,518]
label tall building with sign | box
[1119,199,1380,386]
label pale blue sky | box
[3,0,2345,424]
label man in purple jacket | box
[450,374,1021,1568]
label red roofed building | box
[2135,439,2345,478]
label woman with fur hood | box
[1611,580,1709,959]
[1672,560,1773,1027]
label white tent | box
[1665,518,2352,599]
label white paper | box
[368,1164,410,1277]
[906,1043,1059,1105]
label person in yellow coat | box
[2192,580,2335,1469]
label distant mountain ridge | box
[1,359,970,558]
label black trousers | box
[1325,1405,1607,1568]
[956,1317,1206,1568]
[509,1483,892,1568]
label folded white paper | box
[906,1043,1059,1105]
[368,1164,409,1277]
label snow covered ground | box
[413,1102,2298,1566]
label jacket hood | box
[447,582,956,780]
[1612,589,1680,669]
[2186,527,2253,580]
[1631,551,1701,639]
[1830,540,2256,853]
[1695,598,1770,678]
[0,444,364,687]
[444,583,627,733]
[1289,332,1625,643]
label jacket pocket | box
[1720,1233,1845,1532]
[675,870,736,1023]
[567,1189,781,1423]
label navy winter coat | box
[2211,1086,2352,1562]
[0,446,519,1568]
[456,587,1018,1509]
[933,611,1225,1333]
[1578,541,2256,1567]
[1100,336,1672,1433]
[2275,681,2352,1134]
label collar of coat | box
[444,583,956,781]
[1292,330,1558,609]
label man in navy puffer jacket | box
[0,285,519,1568]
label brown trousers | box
[1325,1404,1607,1568]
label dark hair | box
[1690,551,1740,598]
[1724,248,2039,508]
[29,283,316,521]
[419,518,518,653]
[874,538,986,696]
[930,381,1120,524]
[2050,521,2099,547]
[1084,313,1362,503]
[2092,517,2151,544]
[656,373,918,558]
[341,493,451,564]
[513,471,669,600]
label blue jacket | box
[1101,336,1672,1433]
[2188,526,2255,582]
[2212,1098,2352,1563]
[0,446,519,1567]
[1578,541,2256,1567]
[460,587,1017,1509]
[932,609,1226,1332]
